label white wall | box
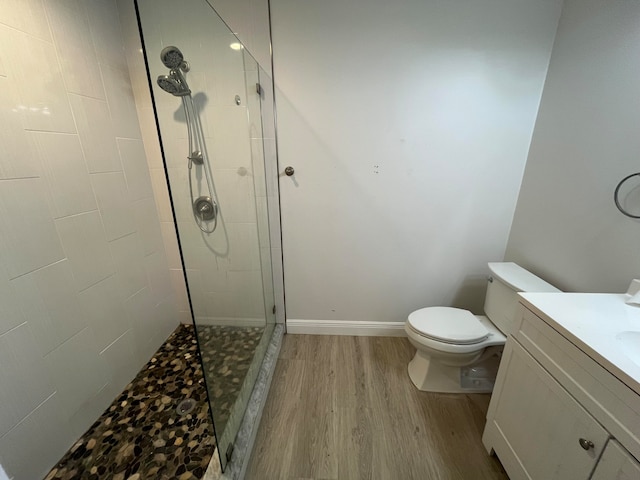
[271,0,562,322]
[505,0,640,293]
[0,1,177,478]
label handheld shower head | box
[157,74,191,96]
[160,46,186,70]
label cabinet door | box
[591,440,640,480]
[484,339,609,480]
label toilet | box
[405,262,560,393]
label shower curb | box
[204,324,285,480]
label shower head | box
[157,74,191,96]
[160,46,186,70]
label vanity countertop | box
[518,292,640,396]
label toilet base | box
[407,347,502,393]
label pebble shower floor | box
[44,323,263,480]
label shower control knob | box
[284,166,295,176]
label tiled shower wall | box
[116,0,193,325]
[0,1,178,479]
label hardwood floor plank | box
[246,335,508,480]
[288,336,338,479]
[334,336,368,409]
[336,406,373,480]
[245,358,305,480]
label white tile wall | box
[0,323,55,438]
[149,168,174,222]
[108,232,147,299]
[0,265,25,337]
[117,138,155,201]
[208,106,253,169]
[0,0,52,42]
[0,77,40,180]
[101,63,142,138]
[0,393,70,480]
[99,330,136,396]
[44,327,109,429]
[79,274,129,352]
[132,197,165,256]
[0,1,179,479]
[144,251,174,306]
[136,107,162,163]
[90,172,137,241]
[12,260,86,356]
[214,169,259,223]
[0,42,6,76]
[55,211,114,290]
[124,286,157,364]
[250,138,267,197]
[170,268,190,311]
[31,132,98,218]
[45,0,105,100]
[69,94,121,173]
[0,178,65,279]
[0,25,75,133]
[161,222,183,269]
[86,0,127,69]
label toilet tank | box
[484,262,560,335]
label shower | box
[157,46,219,233]
[160,45,188,69]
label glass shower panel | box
[136,0,276,470]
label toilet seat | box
[407,307,489,345]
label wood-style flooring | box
[246,334,508,480]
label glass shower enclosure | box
[136,0,277,470]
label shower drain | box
[176,398,196,416]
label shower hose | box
[181,94,219,233]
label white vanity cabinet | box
[483,295,640,480]
[484,339,608,479]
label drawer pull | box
[579,438,594,451]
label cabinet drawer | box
[515,306,640,461]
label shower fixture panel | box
[156,46,219,233]
[194,196,218,222]
[188,150,204,165]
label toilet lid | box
[407,307,490,345]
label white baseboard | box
[194,316,266,328]
[286,319,407,337]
